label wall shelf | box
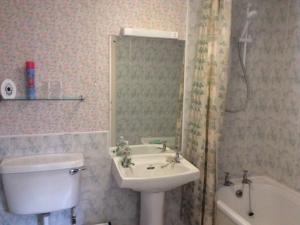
[0,95,85,102]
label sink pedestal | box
[140,192,165,225]
[111,151,200,225]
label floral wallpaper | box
[0,1,187,224]
[0,0,186,136]
[219,0,300,191]
[114,36,185,144]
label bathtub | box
[216,176,300,225]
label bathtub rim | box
[217,200,251,225]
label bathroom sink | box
[112,153,200,192]
[111,149,199,225]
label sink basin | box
[112,153,199,192]
[111,148,200,225]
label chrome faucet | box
[121,149,135,168]
[174,147,181,163]
[115,136,134,168]
[224,172,234,186]
[158,141,167,152]
[115,136,129,156]
[161,146,181,168]
[242,170,252,184]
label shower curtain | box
[181,0,232,225]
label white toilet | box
[0,153,85,224]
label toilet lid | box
[0,153,84,174]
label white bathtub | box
[216,176,300,225]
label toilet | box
[0,153,85,224]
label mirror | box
[110,36,185,146]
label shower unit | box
[239,4,258,66]
[226,4,257,113]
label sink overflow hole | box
[147,166,155,170]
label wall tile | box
[0,131,181,224]
[0,132,137,225]
[218,0,300,191]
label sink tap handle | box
[158,141,167,152]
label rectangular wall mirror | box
[110,35,185,147]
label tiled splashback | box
[219,0,300,191]
[114,36,185,144]
[0,131,139,225]
[0,0,186,136]
[0,131,182,225]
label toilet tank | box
[0,153,84,215]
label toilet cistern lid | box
[0,153,84,174]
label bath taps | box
[242,170,252,184]
[242,170,254,217]
[224,172,234,186]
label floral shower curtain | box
[181,0,232,225]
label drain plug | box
[236,189,243,198]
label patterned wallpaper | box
[0,0,186,136]
[0,2,187,224]
[219,0,300,191]
[114,36,185,144]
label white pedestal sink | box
[111,145,200,225]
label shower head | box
[247,10,258,19]
[239,8,257,43]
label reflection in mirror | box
[110,36,185,146]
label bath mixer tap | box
[224,172,234,186]
[242,170,252,184]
